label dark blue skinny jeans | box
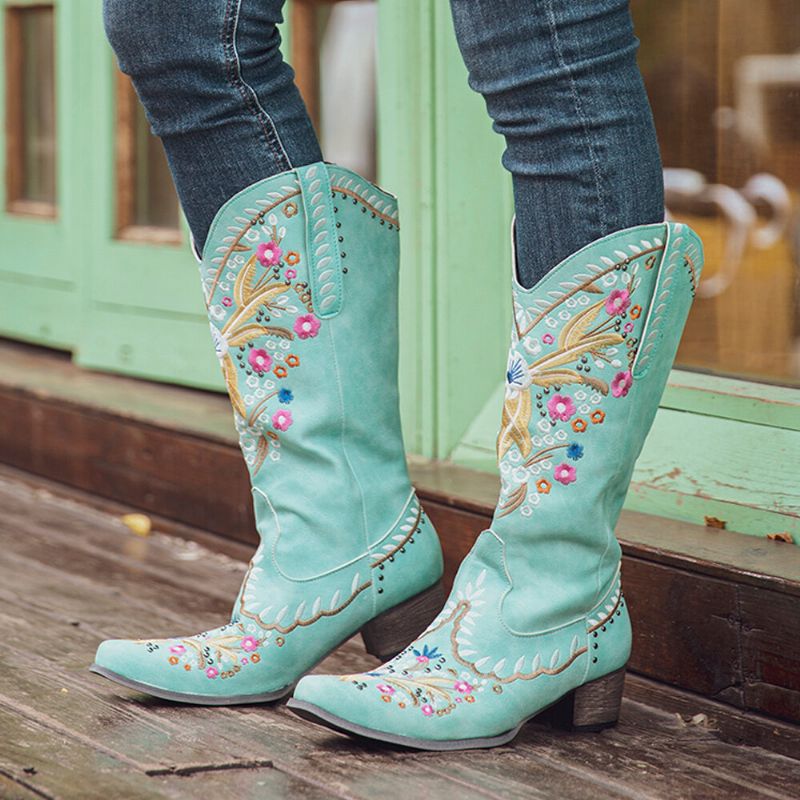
[103,0,663,288]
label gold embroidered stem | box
[206,189,303,305]
[237,570,373,635]
[333,187,400,227]
[370,505,423,568]
[587,592,622,633]
[515,246,664,339]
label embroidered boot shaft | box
[91,163,445,703]
[289,221,703,748]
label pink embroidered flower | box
[205,667,219,679]
[421,704,434,717]
[285,268,297,280]
[624,321,634,333]
[547,394,576,422]
[376,684,395,695]
[605,289,630,316]
[611,370,633,398]
[542,333,555,345]
[293,314,320,340]
[169,644,186,655]
[272,409,293,431]
[554,463,577,485]
[221,296,233,307]
[257,241,282,267]
[241,658,249,665]
[248,348,272,374]
[240,636,258,653]
[454,681,473,694]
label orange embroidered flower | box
[465,695,476,703]
[273,365,288,379]
[591,410,605,424]
[285,251,300,266]
[630,304,642,319]
[536,479,551,494]
[168,656,179,666]
[250,653,261,663]
[572,418,588,433]
[184,664,191,671]
[286,354,300,368]
[283,201,298,218]
[381,695,391,703]
[398,702,406,709]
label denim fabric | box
[103,0,321,249]
[449,0,664,285]
[103,0,662,286]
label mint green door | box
[1,0,798,541]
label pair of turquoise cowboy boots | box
[92,162,702,749]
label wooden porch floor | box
[2,469,799,800]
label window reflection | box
[634,0,800,385]
[5,5,57,214]
[115,73,180,240]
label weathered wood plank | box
[2,469,799,799]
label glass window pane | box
[132,101,179,229]
[115,73,180,238]
[633,0,800,386]
[5,5,57,210]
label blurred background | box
[0,0,798,539]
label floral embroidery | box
[566,443,584,460]
[257,240,282,267]
[278,388,293,404]
[274,365,288,379]
[140,623,269,680]
[293,314,320,340]
[605,288,630,316]
[285,269,297,280]
[536,478,551,494]
[414,644,440,664]
[553,463,577,485]
[611,370,633,398]
[272,410,293,431]
[222,296,233,307]
[495,239,659,518]
[248,348,272,374]
[547,394,575,422]
[286,354,300,368]
[285,251,301,266]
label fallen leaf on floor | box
[121,513,152,537]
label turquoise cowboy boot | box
[91,163,445,704]
[289,221,703,748]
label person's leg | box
[290,2,704,749]
[103,0,321,251]
[449,0,664,287]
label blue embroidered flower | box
[278,388,293,404]
[567,443,584,461]
[413,644,440,663]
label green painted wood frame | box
[0,0,796,542]
[377,0,799,543]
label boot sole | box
[89,663,293,704]
[287,666,626,751]
[89,580,446,705]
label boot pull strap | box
[297,162,344,319]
